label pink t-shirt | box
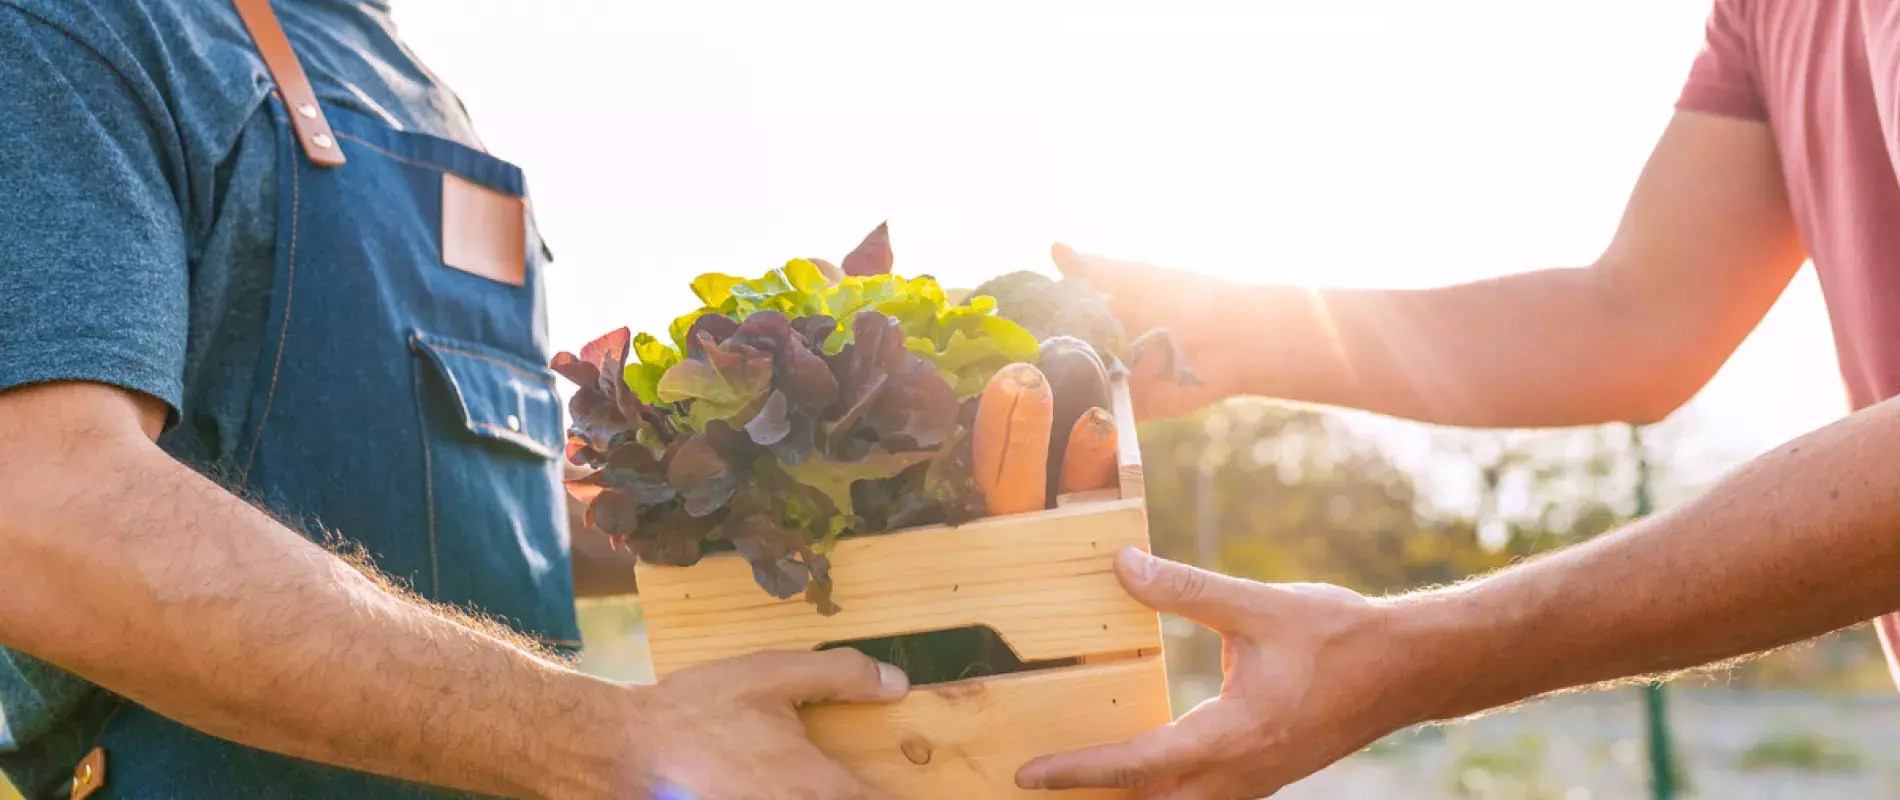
[1679,0,1900,674]
[1679,0,1900,409]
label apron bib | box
[81,2,579,796]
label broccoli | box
[966,270,1201,387]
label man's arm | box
[1411,396,1900,719]
[0,381,905,799]
[1058,110,1807,427]
[1,383,614,797]
[1018,392,1900,797]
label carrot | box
[973,362,1055,516]
[1057,407,1119,495]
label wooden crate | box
[637,375,1168,798]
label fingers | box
[1049,243,1140,301]
[1048,242,1205,312]
[1135,775,1272,800]
[1017,701,1239,791]
[809,257,845,285]
[1114,547,1263,631]
[1048,240,1147,305]
[803,756,903,800]
[1015,723,1206,791]
[737,649,910,706]
[1049,242,1093,278]
[819,764,903,800]
[858,781,903,800]
[1140,771,1292,798]
[1125,369,1229,421]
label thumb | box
[1049,242,1095,278]
[1048,244,1180,321]
[741,649,910,707]
[1113,547,1258,631]
[1050,243,1142,295]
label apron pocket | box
[409,331,561,460]
[408,330,580,648]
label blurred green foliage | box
[575,599,654,684]
[1448,733,1559,799]
[1739,731,1864,773]
[1139,399,1630,593]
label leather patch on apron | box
[441,172,526,286]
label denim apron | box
[72,3,581,797]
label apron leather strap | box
[231,0,347,168]
[67,747,105,800]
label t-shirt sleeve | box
[1677,0,1767,120]
[0,6,188,417]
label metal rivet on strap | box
[78,763,92,784]
[310,132,334,149]
[506,414,522,433]
[296,102,319,120]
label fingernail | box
[1119,547,1157,583]
[877,662,910,697]
[1015,761,1046,789]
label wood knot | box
[900,735,933,765]
[931,680,987,704]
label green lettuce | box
[552,223,1028,614]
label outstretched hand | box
[1050,244,1240,420]
[1016,549,1436,799]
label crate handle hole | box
[813,625,1079,687]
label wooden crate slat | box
[802,655,1170,799]
[635,364,1168,798]
[639,499,1159,676]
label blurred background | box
[2,2,1874,798]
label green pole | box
[1631,427,1679,798]
[1643,683,1677,798]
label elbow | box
[1506,382,1690,429]
[1579,261,1719,427]
[1579,341,1707,427]
[1596,345,1714,426]
[1618,390,1693,427]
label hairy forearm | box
[1401,397,1900,722]
[0,429,625,798]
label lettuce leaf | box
[657,332,774,432]
[827,311,959,453]
[623,332,682,406]
[783,445,934,538]
[725,311,838,414]
[552,224,1041,612]
[841,221,893,277]
[549,327,674,468]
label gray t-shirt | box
[0,0,488,775]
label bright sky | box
[393,0,1849,490]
